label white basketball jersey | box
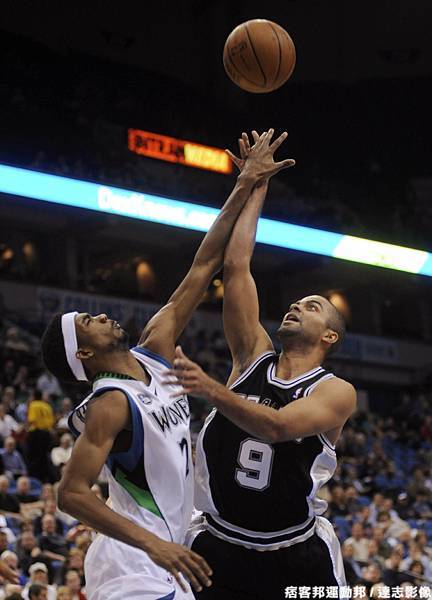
[68,346,194,545]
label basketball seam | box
[268,22,282,88]
[225,51,263,88]
[244,23,267,88]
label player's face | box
[75,312,129,353]
[277,295,333,348]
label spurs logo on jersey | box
[194,351,337,550]
[68,346,193,546]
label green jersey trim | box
[115,467,163,519]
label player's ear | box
[322,329,338,347]
[76,348,94,361]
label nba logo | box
[293,387,303,399]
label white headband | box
[61,312,88,382]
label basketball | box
[223,19,296,93]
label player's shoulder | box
[86,389,128,419]
[85,390,131,436]
[316,376,357,406]
[131,345,172,371]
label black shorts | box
[191,530,343,600]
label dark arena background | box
[1,1,432,598]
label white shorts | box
[85,533,195,600]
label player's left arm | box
[167,347,357,442]
[138,170,256,362]
[139,130,294,363]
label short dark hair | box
[29,584,47,599]
[40,313,76,383]
[325,303,346,356]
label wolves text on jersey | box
[149,397,190,433]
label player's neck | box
[276,349,322,381]
[91,350,150,384]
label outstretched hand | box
[225,129,295,184]
[164,346,216,400]
[146,536,212,593]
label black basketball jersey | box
[194,351,337,550]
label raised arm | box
[223,181,273,382]
[223,132,293,381]
[58,393,211,593]
[140,130,294,363]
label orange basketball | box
[223,19,296,93]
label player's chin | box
[276,323,300,337]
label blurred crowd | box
[0,313,431,598]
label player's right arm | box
[223,134,291,383]
[57,392,212,593]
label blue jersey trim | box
[157,591,175,600]
[132,346,172,368]
[67,410,81,438]
[91,386,144,473]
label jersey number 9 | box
[235,439,274,491]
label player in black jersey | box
[168,133,357,598]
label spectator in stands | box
[377,510,410,540]
[344,522,370,562]
[366,539,385,567]
[420,415,432,442]
[39,487,54,504]
[59,550,84,588]
[342,542,363,585]
[408,468,428,498]
[27,583,48,600]
[35,373,60,400]
[56,587,72,600]
[415,530,432,561]
[14,532,45,576]
[15,478,38,505]
[54,399,72,432]
[22,563,55,600]
[1,365,16,390]
[0,438,27,479]
[412,490,432,519]
[25,392,55,483]
[4,328,30,357]
[64,569,85,600]
[354,506,373,531]
[14,394,30,424]
[33,500,63,537]
[328,485,349,517]
[2,587,24,599]
[406,559,426,586]
[50,436,72,471]
[0,405,18,440]
[0,476,20,518]
[369,493,385,525]
[395,492,414,521]
[37,515,67,563]
[383,547,404,586]
[0,550,26,586]
[400,541,432,580]
[0,532,9,557]
[1,390,16,414]
[374,462,406,493]
[361,561,384,594]
[13,367,30,403]
[26,393,54,434]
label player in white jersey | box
[40,129,294,600]
[166,134,357,598]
